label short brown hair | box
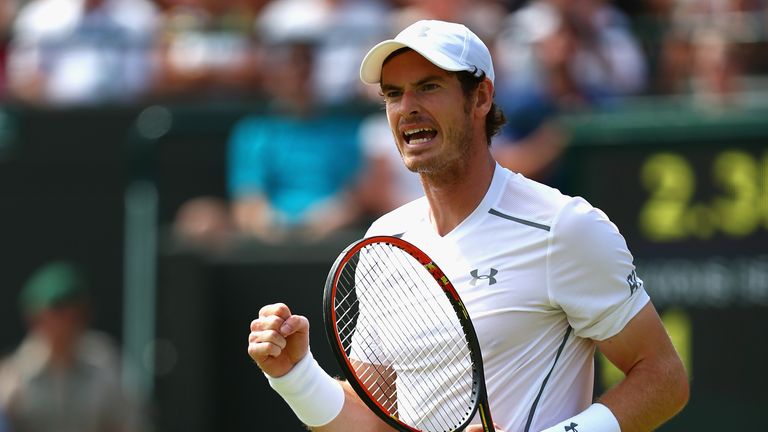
[453,70,506,146]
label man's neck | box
[421,151,496,237]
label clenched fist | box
[247,303,310,378]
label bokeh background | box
[0,0,766,431]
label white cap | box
[360,20,495,85]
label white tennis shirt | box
[363,163,650,432]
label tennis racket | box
[323,235,494,432]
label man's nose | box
[399,90,420,116]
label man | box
[247,20,689,431]
[0,261,143,432]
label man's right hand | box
[247,303,310,378]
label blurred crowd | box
[0,0,764,107]
[1,0,766,246]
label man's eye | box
[422,83,438,91]
[384,91,402,99]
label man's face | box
[380,50,475,175]
[31,303,87,353]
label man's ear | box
[474,79,494,118]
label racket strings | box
[336,256,401,411]
[350,246,462,429]
[333,242,477,431]
[385,243,474,367]
[338,249,425,416]
[385,245,477,425]
[370,244,476,431]
[370,246,470,429]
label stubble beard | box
[405,105,475,186]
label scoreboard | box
[560,102,768,430]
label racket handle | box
[478,403,495,431]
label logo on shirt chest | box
[469,268,498,286]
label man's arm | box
[248,303,394,431]
[595,302,690,432]
[312,381,395,432]
[232,196,279,241]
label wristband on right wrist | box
[539,403,620,432]
[265,350,345,427]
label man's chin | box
[405,161,432,174]
[402,157,423,173]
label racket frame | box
[322,235,494,432]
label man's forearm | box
[312,382,394,432]
[598,353,689,432]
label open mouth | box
[403,127,437,144]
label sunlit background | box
[0,0,766,431]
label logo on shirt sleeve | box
[626,270,643,295]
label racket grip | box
[266,351,345,426]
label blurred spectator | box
[256,0,391,104]
[227,39,363,242]
[645,0,762,106]
[174,37,364,246]
[644,0,688,95]
[0,261,145,432]
[0,0,19,100]
[491,0,647,183]
[154,0,265,101]
[173,195,237,251]
[496,0,647,107]
[390,0,510,41]
[688,28,744,107]
[6,0,159,106]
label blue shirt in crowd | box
[227,112,362,226]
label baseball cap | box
[360,20,495,85]
[19,261,89,315]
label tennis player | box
[248,20,689,432]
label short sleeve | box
[547,197,649,340]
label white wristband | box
[265,351,345,427]
[540,403,620,432]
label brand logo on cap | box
[416,24,430,38]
